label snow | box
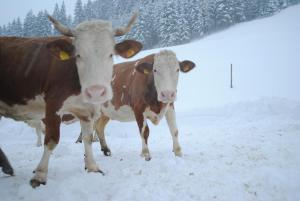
[1,4,300,201]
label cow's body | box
[89,50,195,160]
[0,14,141,187]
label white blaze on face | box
[153,50,180,103]
[73,21,114,104]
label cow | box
[76,50,195,161]
[0,13,142,187]
[0,148,14,176]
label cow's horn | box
[114,12,138,36]
[47,15,74,37]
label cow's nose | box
[160,91,176,102]
[85,85,107,103]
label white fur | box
[57,94,101,121]
[153,50,180,103]
[165,106,182,156]
[0,95,45,121]
[27,120,45,147]
[101,103,135,122]
[140,119,151,160]
[73,20,115,103]
[80,120,101,172]
[143,104,170,125]
[31,144,54,184]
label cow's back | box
[0,37,80,107]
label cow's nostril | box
[85,85,107,100]
[161,92,165,98]
[100,88,106,97]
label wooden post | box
[230,64,233,88]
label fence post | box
[230,64,233,88]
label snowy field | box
[1,4,300,201]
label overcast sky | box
[0,0,86,26]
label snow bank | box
[1,4,300,201]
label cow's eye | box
[76,54,81,58]
[176,68,179,72]
[110,54,113,58]
[153,69,157,73]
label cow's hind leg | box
[80,120,104,174]
[165,105,182,157]
[35,125,43,147]
[95,116,111,156]
[75,132,83,143]
[0,148,14,176]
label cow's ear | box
[46,39,75,61]
[179,60,195,73]
[115,40,143,58]
[135,62,153,75]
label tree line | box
[0,0,299,49]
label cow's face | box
[136,50,195,103]
[48,14,142,104]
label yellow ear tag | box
[59,51,70,61]
[126,49,135,58]
[143,69,150,74]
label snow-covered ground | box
[1,4,300,201]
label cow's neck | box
[145,74,167,114]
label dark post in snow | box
[230,64,233,88]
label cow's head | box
[47,14,142,104]
[135,50,195,103]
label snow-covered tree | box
[36,11,52,36]
[23,10,37,37]
[1,0,299,48]
[74,0,85,26]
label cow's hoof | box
[75,139,82,143]
[30,179,46,188]
[101,148,111,156]
[173,147,182,157]
[85,167,105,175]
[175,151,183,157]
[2,166,14,176]
[141,149,151,161]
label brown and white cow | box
[0,14,142,187]
[77,50,195,161]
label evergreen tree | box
[36,11,52,36]
[59,1,68,25]
[0,25,8,36]
[1,0,299,48]
[23,10,36,37]
[52,3,61,35]
[85,0,94,20]
[158,1,190,46]
[74,0,85,26]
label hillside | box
[1,4,300,201]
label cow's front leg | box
[95,116,111,156]
[135,112,151,161]
[30,104,61,188]
[165,105,182,157]
[80,120,104,174]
